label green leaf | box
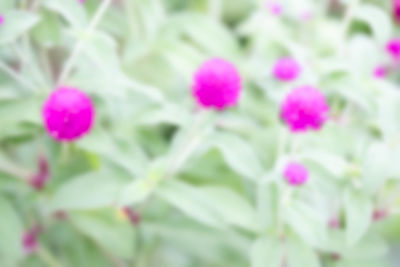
[32,10,62,47]
[285,202,327,248]
[286,237,321,267]
[203,132,263,181]
[354,4,392,45]
[49,170,125,212]
[43,0,87,28]
[71,212,136,259]
[250,236,283,267]
[0,10,40,44]
[0,197,23,266]
[344,189,373,246]
[199,186,260,232]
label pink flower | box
[280,85,329,132]
[386,38,400,60]
[29,155,50,190]
[192,58,242,110]
[372,209,388,222]
[393,0,400,24]
[272,58,301,82]
[42,86,95,142]
[373,65,387,79]
[283,162,308,186]
[0,14,4,25]
[122,207,140,225]
[78,0,85,4]
[265,1,283,15]
[22,225,41,254]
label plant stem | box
[56,0,112,86]
[0,60,36,91]
[338,0,360,56]
[37,246,63,267]
[0,157,30,180]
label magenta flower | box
[283,162,308,186]
[386,38,400,60]
[29,155,50,190]
[42,86,95,142]
[373,65,387,79]
[122,207,140,225]
[265,1,283,15]
[192,58,242,110]
[22,225,41,254]
[273,58,301,82]
[78,0,85,4]
[393,0,400,24]
[0,14,4,25]
[280,85,329,132]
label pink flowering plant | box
[1,0,400,266]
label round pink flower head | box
[42,87,95,142]
[192,58,242,110]
[284,162,308,186]
[273,58,301,82]
[0,14,4,25]
[280,85,329,132]
[386,38,400,60]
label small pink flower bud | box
[42,87,95,142]
[22,225,41,255]
[122,207,140,225]
[272,58,301,82]
[265,1,283,15]
[393,0,400,24]
[373,65,387,79]
[78,0,85,4]
[29,155,50,190]
[386,38,400,60]
[283,162,308,186]
[280,85,329,132]
[328,217,340,229]
[372,209,388,222]
[0,14,4,25]
[192,58,242,111]
[53,210,68,220]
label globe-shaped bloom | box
[192,58,242,110]
[42,87,95,142]
[386,38,400,60]
[273,58,301,82]
[283,162,308,186]
[280,85,329,132]
[265,1,283,15]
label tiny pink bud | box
[53,210,68,220]
[78,0,85,4]
[283,162,308,186]
[373,65,387,79]
[265,1,283,15]
[0,14,4,25]
[29,155,50,190]
[393,0,400,24]
[122,207,140,225]
[386,38,400,60]
[192,58,242,110]
[22,225,41,255]
[328,217,340,229]
[272,58,301,82]
[42,87,95,142]
[372,209,388,222]
[331,253,341,261]
[280,85,329,132]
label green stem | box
[37,246,63,267]
[56,0,112,86]
[338,0,360,56]
[0,60,36,91]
